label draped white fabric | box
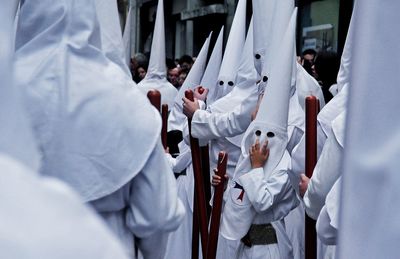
[15,0,161,202]
[338,0,400,258]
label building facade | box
[119,0,353,60]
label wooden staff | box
[161,104,168,149]
[305,95,319,259]
[206,151,228,259]
[185,90,208,259]
[147,90,161,112]
[201,145,212,219]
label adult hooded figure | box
[95,0,132,78]
[182,17,257,259]
[163,35,211,259]
[284,62,326,259]
[289,8,355,258]
[220,9,299,259]
[252,0,276,75]
[168,34,211,132]
[137,0,178,109]
[14,0,185,257]
[201,27,224,106]
[0,1,129,258]
[216,0,247,97]
[338,0,400,257]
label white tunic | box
[0,154,129,259]
[91,141,185,258]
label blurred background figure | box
[312,51,340,103]
[178,69,188,88]
[167,58,180,89]
[178,54,194,72]
[301,48,317,76]
[130,53,148,83]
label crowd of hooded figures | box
[1,0,399,258]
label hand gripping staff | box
[185,89,208,259]
[305,95,320,259]
[147,90,168,149]
[206,152,228,259]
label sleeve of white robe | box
[303,129,343,220]
[126,140,185,258]
[190,102,252,141]
[236,156,299,219]
[316,206,337,245]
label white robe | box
[0,154,129,259]
[233,153,299,259]
[191,101,255,258]
[91,141,185,258]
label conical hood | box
[144,0,166,80]
[210,17,259,148]
[220,9,298,241]
[137,0,177,109]
[201,27,224,105]
[217,0,246,90]
[94,0,131,77]
[255,9,297,128]
[211,17,258,114]
[168,34,211,131]
[15,0,161,202]
[252,0,277,75]
[336,8,355,93]
[261,0,294,82]
[0,0,40,172]
[123,6,133,67]
[296,63,326,111]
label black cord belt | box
[241,223,278,247]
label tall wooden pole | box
[305,95,319,259]
[206,152,228,259]
[185,90,208,259]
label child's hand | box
[249,139,269,169]
[211,169,228,190]
[299,174,310,197]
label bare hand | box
[211,169,228,190]
[194,86,209,101]
[182,97,200,118]
[299,174,310,197]
[249,139,269,169]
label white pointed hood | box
[137,0,177,109]
[211,17,258,114]
[221,9,297,240]
[123,6,133,67]
[0,0,40,172]
[168,34,211,131]
[201,27,224,105]
[296,63,326,111]
[252,0,276,75]
[210,18,259,148]
[95,0,132,78]
[336,10,355,93]
[260,0,294,85]
[15,0,161,202]
[217,0,246,93]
